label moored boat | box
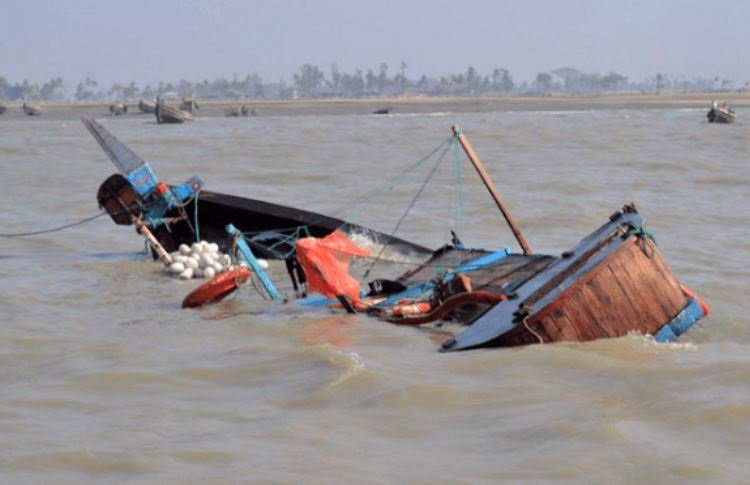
[109,102,128,116]
[179,96,199,115]
[83,118,708,351]
[155,94,194,124]
[138,99,156,113]
[707,100,735,123]
[21,102,43,116]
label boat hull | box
[707,107,735,123]
[442,207,705,350]
[150,190,432,260]
[155,103,194,124]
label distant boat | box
[109,102,128,116]
[138,99,156,113]
[707,101,735,123]
[372,108,391,115]
[155,93,194,124]
[21,102,43,116]
[179,96,199,115]
[241,105,256,116]
[225,105,253,117]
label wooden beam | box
[451,125,532,255]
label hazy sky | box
[3,0,749,88]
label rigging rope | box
[0,211,108,237]
[325,135,454,220]
[232,135,458,264]
[362,139,453,279]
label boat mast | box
[452,125,532,255]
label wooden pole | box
[451,125,532,255]
[135,219,173,266]
[109,188,173,266]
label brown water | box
[1,106,748,483]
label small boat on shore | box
[138,99,156,113]
[83,117,708,351]
[109,102,128,116]
[154,93,194,124]
[225,105,253,117]
[21,102,43,116]
[707,100,735,123]
[179,96,199,115]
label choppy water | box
[1,105,748,483]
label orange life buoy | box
[391,301,432,317]
[382,291,507,325]
[182,267,252,308]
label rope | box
[325,135,454,220]
[0,211,108,237]
[193,190,201,242]
[622,221,656,258]
[363,141,452,279]
[523,316,544,344]
[622,221,656,244]
[223,135,456,265]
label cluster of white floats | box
[165,240,267,280]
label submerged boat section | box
[84,117,708,351]
[441,205,705,351]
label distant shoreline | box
[2,92,746,118]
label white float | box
[164,240,268,280]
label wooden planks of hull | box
[493,236,689,347]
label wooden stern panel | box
[495,237,688,346]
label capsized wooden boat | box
[380,204,708,351]
[707,101,735,123]
[295,126,707,350]
[84,118,707,350]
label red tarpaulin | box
[296,230,370,302]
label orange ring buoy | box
[182,267,252,309]
[680,284,710,317]
[382,291,507,325]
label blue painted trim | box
[298,295,337,307]
[455,248,512,272]
[172,176,203,203]
[226,224,282,301]
[653,298,705,342]
[369,248,512,309]
[372,282,436,308]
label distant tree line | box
[0,64,746,101]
